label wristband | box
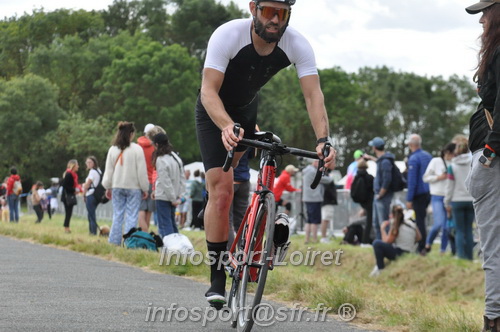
[485,144,496,154]
[316,137,330,145]
[484,146,496,158]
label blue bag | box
[123,228,162,251]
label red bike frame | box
[228,160,276,282]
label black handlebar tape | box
[222,123,241,172]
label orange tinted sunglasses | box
[256,5,291,21]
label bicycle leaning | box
[222,124,330,332]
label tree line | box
[0,0,478,187]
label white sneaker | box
[360,243,372,248]
[320,237,330,244]
[369,265,380,277]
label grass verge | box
[0,212,484,331]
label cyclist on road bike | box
[195,0,336,308]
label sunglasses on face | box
[256,5,291,22]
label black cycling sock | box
[205,240,228,296]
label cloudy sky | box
[1,0,483,82]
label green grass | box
[0,211,484,331]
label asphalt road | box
[0,235,377,331]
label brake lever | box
[222,123,241,172]
[310,143,331,189]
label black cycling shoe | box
[205,291,226,310]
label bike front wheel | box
[230,192,276,332]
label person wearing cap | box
[465,1,500,330]
[151,132,186,239]
[273,164,301,216]
[137,123,156,232]
[195,0,335,308]
[368,137,396,241]
[344,149,365,190]
[405,134,432,254]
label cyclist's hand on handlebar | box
[316,142,336,169]
[221,124,244,151]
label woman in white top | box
[445,140,474,260]
[151,133,186,238]
[82,156,102,235]
[422,143,456,254]
[102,122,149,245]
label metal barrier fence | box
[27,189,432,235]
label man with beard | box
[195,0,335,309]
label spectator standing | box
[146,125,168,227]
[369,137,396,240]
[190,170,205,230]
[422,143,456,254]
[31,181,45,223]
[61,160,81,233]
[320,166,337,243]
[344,149,365,190]
[177,169,192,229]
[274,164,301,215]
[49,179,59,217]
[370,205,422,277]
[445,139,474,260]
[405,134,432,254]
[302,160,333,244]
[137,123,156,232]
[6,167,21,222]
[350,159,374,244]
[102,121,149,246]
[82,156,102,235]
[152,133,186,238]
[465,2,500,328]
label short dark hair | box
[10,167,17,175]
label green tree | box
[0,9,104,78]
[95,41,201,160]
[169,0,247,59]
[0,74,64,182]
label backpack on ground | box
[13,180,22,195]
[390,160,406,192]
[123,227,162,251]
[92,169,109,204]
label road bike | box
[222,124,329,331]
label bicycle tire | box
[231,193,276,332]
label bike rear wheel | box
[230,193,275,332]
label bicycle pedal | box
[274,241,291,264]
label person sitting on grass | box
[369,205,421,277]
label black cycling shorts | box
[195,95,258,171]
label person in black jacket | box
[350,159,374,244]
[320,168,337,243]
[465,1,500,330]
[61,159,81,233]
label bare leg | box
[311,224,319,243]
[321,219,329,238]
[305,223,311,243]
[138,211,149,232]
